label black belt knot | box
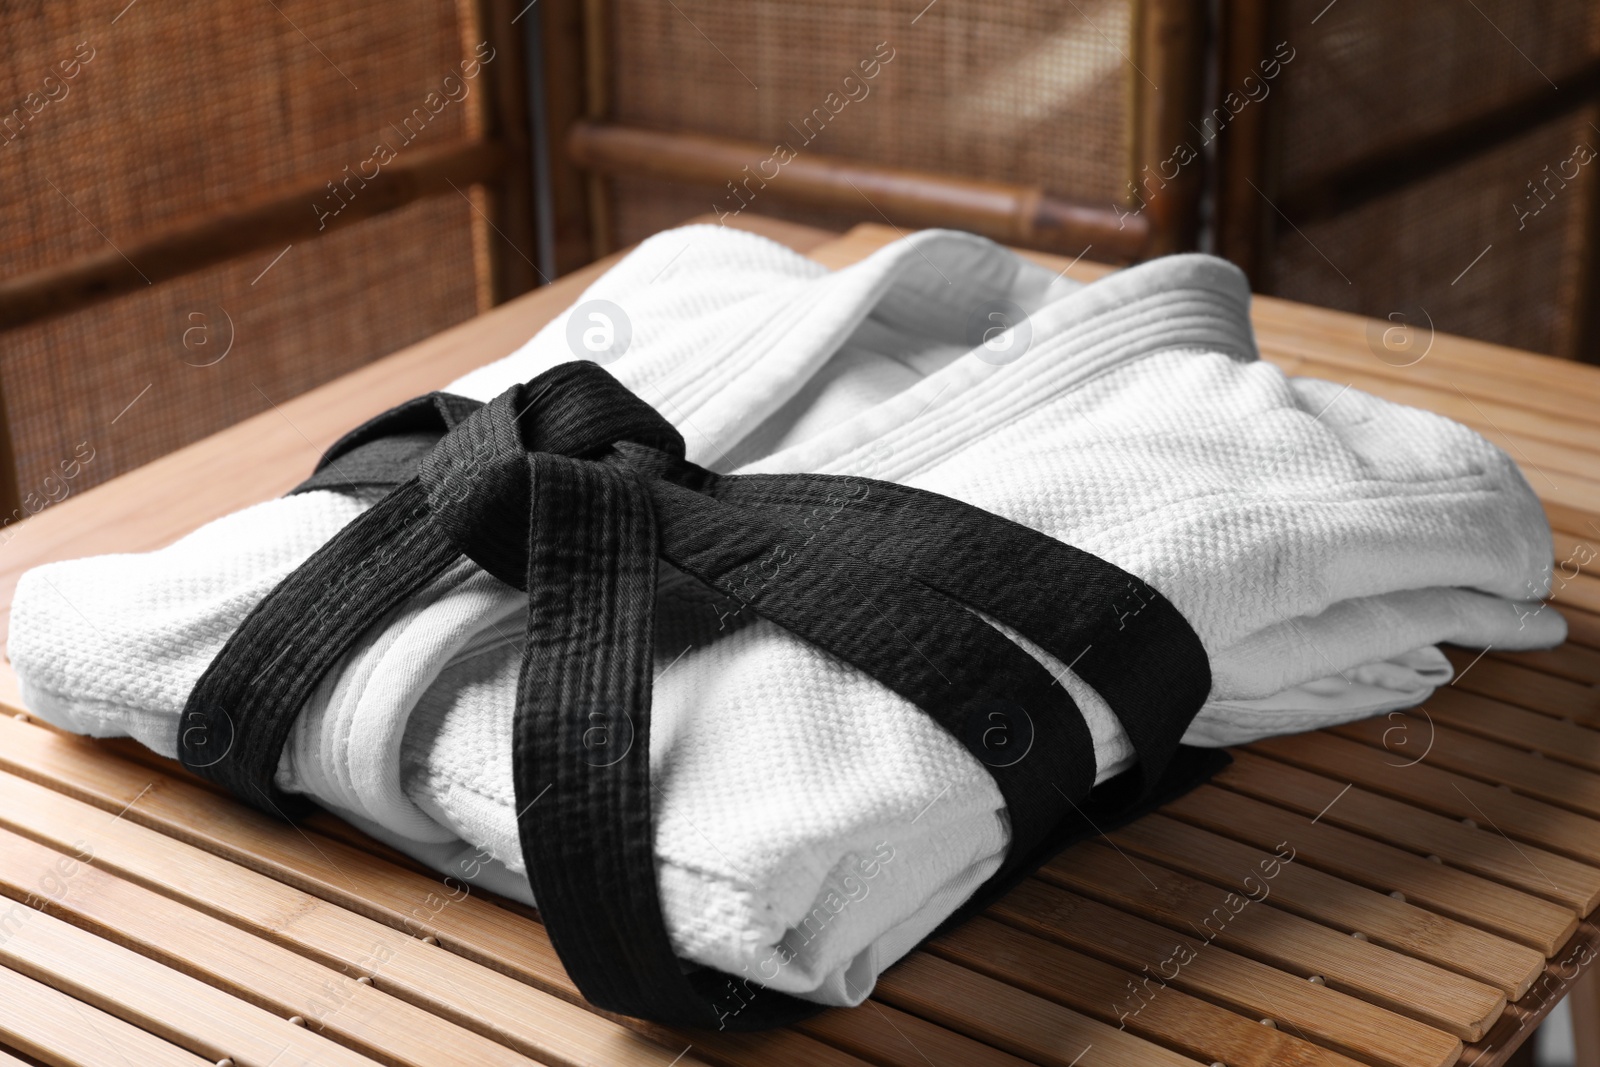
[178,360,1218,1030]
[419,362,684,589]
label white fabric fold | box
[10,224,1564,1009]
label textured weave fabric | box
[10,224,1564,1007]
[194,364,1207,1026]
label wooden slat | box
[1043,842,1505,1041]
[0,1045,28,1067]
[1439,652,1600,725]
[7,719,1445,1067]
[1426,685,1600,773]
[933,916,1374,1067]
[0,762,713,1067]
[674,1029,866,1067]
[1250,732,1600,867]
[1466,922,1600,1065]
[0,718,868,1067]
[992,880,1460,1067]
[1160,785,1579,954]
[0,828,550,1067]
[869,952,1202,1067]
[1332,716,1600,821]
[1214,750,1600,915]
[0,963,212,1067]
[1565,606,1600,651]
[0,736,1195,1067]
[796,1001,1042,1067]
[1544,568,1600,618]
[1552,530,1600,573]
[1106,812,1545,996]
[1493,641,1600,686]
[1549,534,1600,617]
[0,896,381,1066]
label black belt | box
[178,360,1221,1030]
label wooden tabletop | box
[0,216,1598,1067]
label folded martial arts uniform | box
[9,225,1564,1027]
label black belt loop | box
[179,360,1215,1030]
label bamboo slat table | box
[0,217,1597,1067]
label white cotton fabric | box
[9,225,1564,1008]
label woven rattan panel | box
[0,195,480,504]
[609,174,902,250]
[1,0,477,278]
[606,0,1133,246]
[1266,107,1596,358]
[1277,0,1600,187]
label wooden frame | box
[465,0,542,303]
[0,2,547,524]
[1129,0,1210,256]
[1209,0,1281,282]
[0,25,540,330]
[3,216,1600,1065]
[530,0,595,276]
[580,0,614,259]
[0,140,508,332]
[562,0,1211,263]
[1565,105,1600,364]
[1209,0,1600,363]
[567,122,1153,259]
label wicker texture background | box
[605,0,1135,245]
[1278,0,1600,187]
[1268,106,1598,359]
[0,196,481,504]
[609,173,903,248]
[2,0,492,497]
[2,0,479,276]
